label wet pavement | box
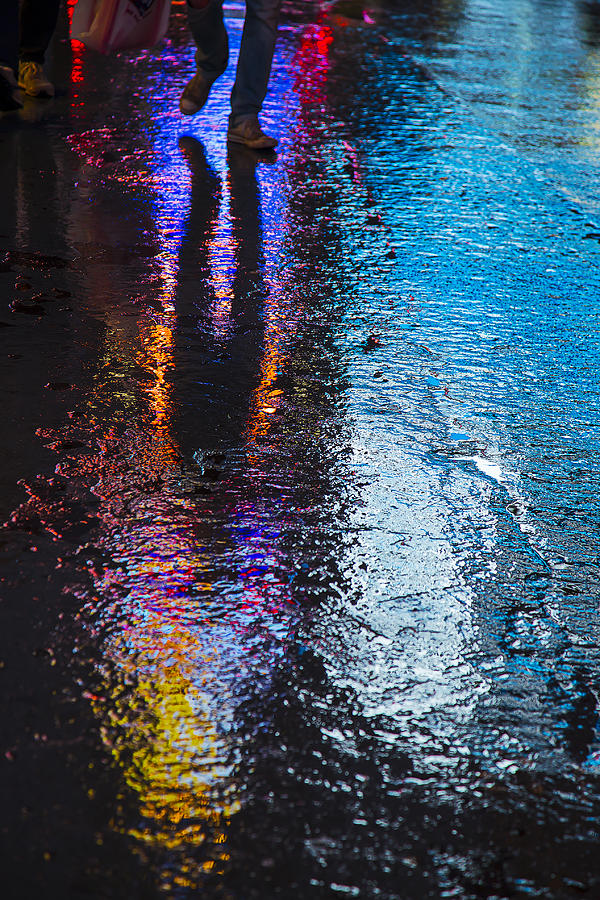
[2,0,600,897]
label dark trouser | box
[187,0,281,121]
[0,0,61,70]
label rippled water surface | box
[1,0,600,897]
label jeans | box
[187,0,281,121]
[0,0,61,70]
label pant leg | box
[230,0,281,121]
[187,0,229,83]
[0,1,19,71]
[19,0,61,64]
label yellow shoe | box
[18,61,54,98]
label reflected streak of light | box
[242,19,335,454]
[244,323,285,451]
[74,215,241,869]
[207,176,236,338]
[95,611,238,871]
[135,254,179,469]
[89,477,239,869]
[67,0,85,86]
[293,21,334,108]
[65,19,310,880]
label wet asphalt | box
[2,0,600,897]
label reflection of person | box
[175,135,271,451]
[180,0,280,150]
[0,0,59,111]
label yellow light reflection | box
[245,323,285,456]
[136,314,178,471]
[98,613,239,876]
[81,235,240,884]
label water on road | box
[1,0,600,897]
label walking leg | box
[230,0,281,121]
[187,0,229,82]
[19,0,61,64]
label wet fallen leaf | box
[7,250,69,270]
[52,439,88,451]
[132,243,160,258]
[10,298,45,315]
[363,333,383,352]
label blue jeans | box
[187,0,281,122]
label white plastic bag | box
[71,0,171,54]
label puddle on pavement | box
[2,0,600,897]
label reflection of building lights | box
[245,329,284,450]
[62,12,309,884]
[89,434,239,877]
[67,0,85,84]
[96,613,238,874]
[135,253,180,470]
[74,198,244,882]
[138,321,174,411]
[294,22,334,106]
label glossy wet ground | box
[1,0,600,897]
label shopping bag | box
[71,0,171,54]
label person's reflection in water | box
[175,136,273,459]
[97,136,287,889]
[52,138,279,889]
